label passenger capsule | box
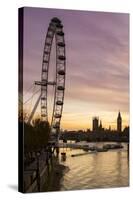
[44,51,49,55]
[56,101,63,105]
[57,42,65,47]
[56,24,63,28]
[43,60,48,63]
[53,123,60,128]
[42,68,48,72]
[41,106,46,109]
[54,114,61,118]
[41,97,46,100]
[58,70,65,75]
[58,55,66,60]
[51,17,61,24]
[57,86,65,90]
[41,114,47,117]
[57,31,64,36]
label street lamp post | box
[36,152,40,192]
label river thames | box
[59,142,129,191]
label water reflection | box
[59,143,129,190]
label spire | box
[118,110,121,119]
[99,119,102,129]
[117,111,122,132]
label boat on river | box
[103,143,123,150]
[96,147,108,152]
[83,146,108,152]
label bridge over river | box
[55,141,125,152]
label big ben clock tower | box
[117,111,122,132]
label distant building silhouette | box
[92,117,99,131]
[99,120,102,130]
[117,111,122,132]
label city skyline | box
[23,7,129,130]
[90,111,124,132]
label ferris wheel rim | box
[41,17,66,138]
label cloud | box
[23,8,129,129]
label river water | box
[59,142,129,191]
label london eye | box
[27,17,66,143]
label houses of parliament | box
[92,111,122,133]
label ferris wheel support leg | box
[27,94,41,124]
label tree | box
[32,118,50,149]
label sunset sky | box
[23,7,129,131]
